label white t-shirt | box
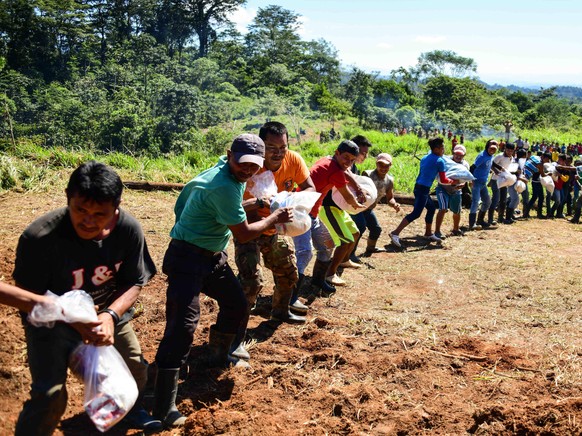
[491,153,513,180]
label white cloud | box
[297,16,309,37]
[415,35,446,44]
[230,7,256,34]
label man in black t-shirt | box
[12,161,160,434]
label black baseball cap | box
[231,134,265,167]
[336,140,359,156]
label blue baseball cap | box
[231,134,265,167]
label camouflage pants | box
[234,233,298,308]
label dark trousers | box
[528,182,544,215]
[155,239,247,369]
[351,208,382,240]
[405,184,436,224]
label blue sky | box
[230,0,582,87]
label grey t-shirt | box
[363,169,394,209]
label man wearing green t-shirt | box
[153,134,292,428]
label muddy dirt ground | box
[1,188,581,435]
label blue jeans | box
[405,184,436,224]
[547,188,562,216]
[507,184,520,209]
[489,183,507,213]
[470,181,491,213]
[292,216,334,274]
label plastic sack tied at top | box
[540,175,555,194]
[440,156,475,183]
[270,191,321,237]
[496,170,517,189]
[247,170,278,200]
[28,290,138,432]
[331,174,378,214]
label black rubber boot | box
[311,259,336,298]
[522,203,530,219]
[497,205,505,224]
[487,209,497,226]
[477,211,491,228]
[289,273,308,315]
[571,207,580,224]
[503,208,515,224]
[208,325,250,368]
[363,238,386,256]
[124,395,163,432]
[153,368,186,428]
[270,285,306,324]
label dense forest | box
[1,0,582,156]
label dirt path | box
[1,189,581,435]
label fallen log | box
[123,181,186,192]
[123,180,417,204]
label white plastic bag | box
[507,162,519,174]
[247,170,278,199]
[69,344,138,432]
[543,163,559,182]
[28,290,98,328]
[540,175,555,194]
[441,156,475,182]
[514,180,527,194]
[28,290,138,432]
[270,191,321,237]
[496,171,517,188]
[331,174,378,214]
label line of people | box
[2,124,579,434]
[388,138,581,249]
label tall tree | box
[298,38,340,85]
[245,5,302,70]
[344,68,375,125]
[180,0,246,58]
[415,50,477,79]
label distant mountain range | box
[485,83,582,102]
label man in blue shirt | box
[469,139,498,230]
[389,137,453,248]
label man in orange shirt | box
[232,122,316,362]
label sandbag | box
[497,171,517,188]
[441,156,474,182]
[543,163,559,182]
[270,191,321,237]
[514,180,526,194]
[540,175,555,194]
[331,174,377,214]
